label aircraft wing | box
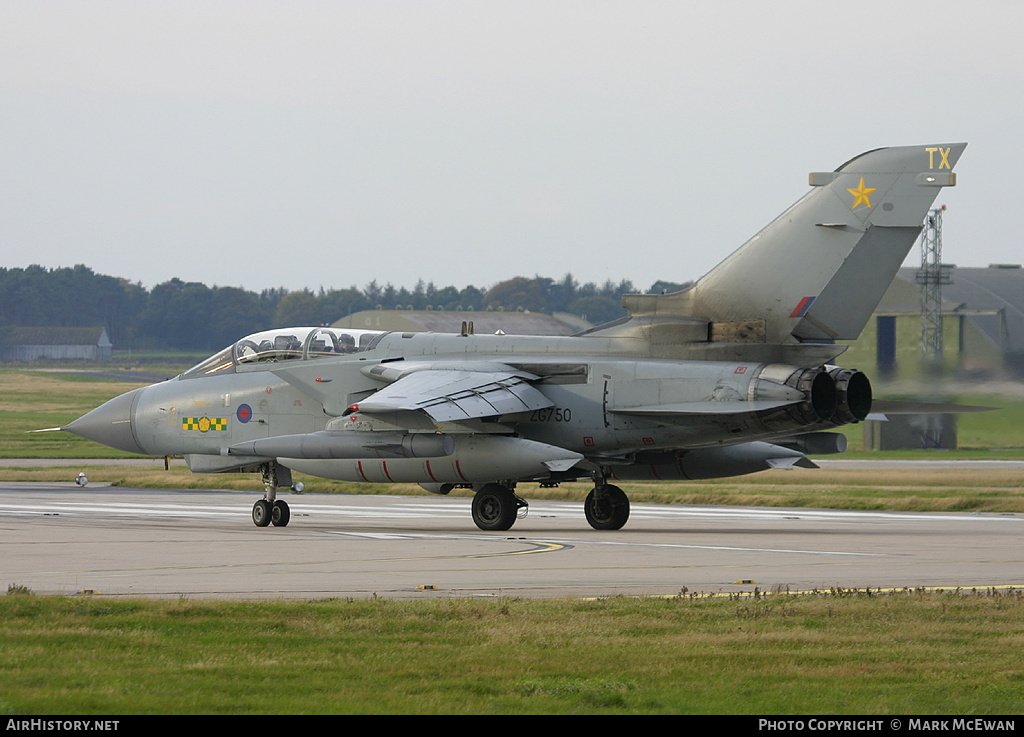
[355,367,554,423]
[610,400,801,416]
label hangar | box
[842,265,1024,381]
[333,309,589,337]
[0,326,113,362]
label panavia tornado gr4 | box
[65,143,966,531]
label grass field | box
[3,367,1022,457]
[3,365,1021,444]
[4,463,1024,516]
[0,369,153,458]
[3,366,1024,715]
[3,366,1023,512]
[3,589,1024,715]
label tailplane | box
[621,143,966,345]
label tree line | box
[0,265,689,352]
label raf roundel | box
[236,404,253,423]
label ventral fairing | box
[66,143,968,531]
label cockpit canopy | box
[181,327,385,379]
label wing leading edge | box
[355,365,553,423]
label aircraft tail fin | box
[623,143,966,344]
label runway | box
[2,482,1022,600]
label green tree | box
[568,295,626,325]
[319,287,372,322]
[273,290,321,327]
[483,277,547,312]
[209,287,264,348]
[458,285,484,310]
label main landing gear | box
[584,481,630,530]
[471,483,528,531]
[469,478,631,532]
[252,463,295,528]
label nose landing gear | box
[252,462,295,528]
[251,498,290,527]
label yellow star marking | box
[847,177,877,210]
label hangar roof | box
[893,265,1024,354]
[333,310,589,337]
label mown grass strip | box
[3,367,1024,514]
[2,589,1023,715]
[3,464,1023,515]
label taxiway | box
[2,481,1022,600]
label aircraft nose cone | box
[64,388,147,455]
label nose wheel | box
[252,498,290,527]
[252,462,294,528]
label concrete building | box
[840,265,1024,380]
[837,265,1024,450]
[0,326,113,361]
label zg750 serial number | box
[529,407,572,422]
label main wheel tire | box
[584,485,630,530]
[472,485,518,531]
[271,499,290,527]
[252,499,272,527]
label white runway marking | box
[3,484,1023,598]
[3,496,1021,526]
[322,529,883,557]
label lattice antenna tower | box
[915,205,950,365]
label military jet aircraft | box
[64,143,966,531]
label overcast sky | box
[2,1,1020,295]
